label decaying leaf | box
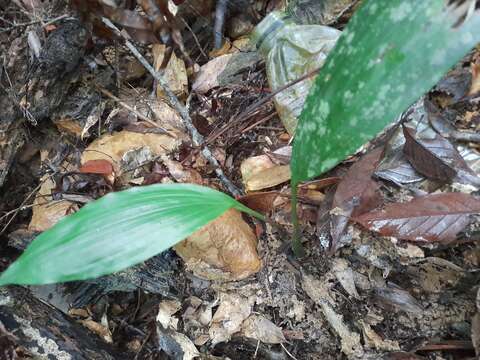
[240,315,285,344]
[241,155,291,192]
[81,131,178,175]
[237,191,281,214]
[79,318,113,343]
[153,44,188,98]
[355,193,480,243]
[192,52,260,94]
[157,300,182,329]
[209,293,254,345]
[79,159,115,184]
[403,126,480,186]
[330,148,383,252]
[29,177,78,232]
[174,208,261,281]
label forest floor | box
[0,0,479,359]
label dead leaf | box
[330,148,384,252]
[241,155,291,191]
[209,293,254,345]
[469,59,480,96]
[403,126,480,186]
[373,285,423,314]
[354,193,480,243]
[157,300,182,329]
[192,54,232,94]
[81,130,178,175]
[29,177,78,232]
[153,44,188,98]
[174,208,261,281]
[240,315,285,344]
[237,191,281,214]
[361,321,400,351]
[79,319,112,343]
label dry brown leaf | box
[192,54,232,94]
[241,155,291,191]
[209,293,254,345]
[157,300,182,329]
[354,193,480,243]
[79,319,112,343]
[153,44,188,98]
[240,315,285,344]
[81,130,178,175]
[174,208,261,281]
[29,177,77,232]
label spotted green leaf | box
[0,184,263,286]
[291,0,480,184]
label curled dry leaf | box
[403,126,480,186]
[355,193,480,243]
[240,315,285,344]
[81,131,178,175]
[330,147,384,252]
[241,155,291,192]
[174,208,261,281]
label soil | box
[0,1,479,360]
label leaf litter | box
[1,0,480,359]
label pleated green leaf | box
[0,184,263,286]
[291,0,480,184]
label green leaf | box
[291,0,480,184]
[0,184,263,286]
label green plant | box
[1,0,479,285]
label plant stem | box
[290,183,305,257]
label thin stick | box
[206,67,321,144]
[101,17,241,197]
[94,85,175,137]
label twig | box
[0,14,69,34]
[180,17,208,60]
[94,84,175,137]
[281,343,299,360]
[101,17,241,197]
[206,67,322,144]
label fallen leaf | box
[192,52,260,94]
[81,130,178,175]
[209,293,254,345]
[361,321,400,351]
[354,193,480,243]
[469,59,480,96]
[79,319,112,343]
[240,315,285,344]
[174,208,261,281]
[79,159,115,184]
[330,148,384,252]
[29,177,78,232]
[237,191,280,214]
[241,155,291,191]
[373,285,423,314]
[157,300,182,329]
[403,126,480,186]
[153,44,188,98]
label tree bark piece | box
[0,286,126,359]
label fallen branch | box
[101,17,241,197]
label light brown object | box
[81,130,178,174]
[241,155,291,191]
[29,177,77,232]
[241,315,285,344]
[153,44,188,98]
[174,208,261,281]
